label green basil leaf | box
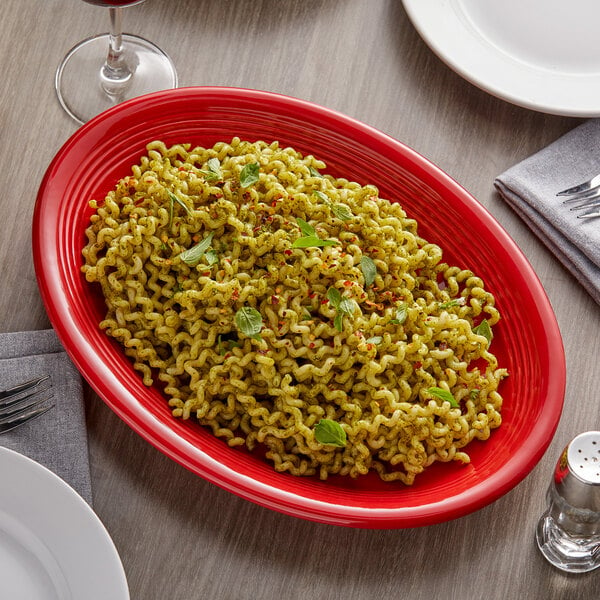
[339,297,356,316]
[334,314,343,332]
[234,306,263,340]
[296,218,316,237]
[178,232,215,266]
[309,166,323,178]
[239,162,260,188]
[314,419,347,447]
[312,190,328,203]
[207,157,222,179]
[327,287,342,308]
[391,303,408,325]
[360,256,377,287]
[427,386,459,408]
[473,319,492,346]
[331,204,353,221]
[217,334,243,355]
[204,249,219,266]
[439,298,466,310]
[167,191,192,216]
[291,236,338,248]
[366,336,383,345]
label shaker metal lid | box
[567,431,600,485]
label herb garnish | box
[390,303,408,325]
[168,191,192,216]
[217,334,243,355]
[240,162,260,188]
[167,190,192,230]
[313,190,353,221]
[427,386,459,408]
[360,256,377,287]
[178,232,215,266]
[291,218,339,248]
[309,166,323,178]
[327,287,357,332]
[204,249,219,266]
[200,157,223,182]
[314,419,347,447]
[234,306,263,341]
[439,297,466,310]
[473,319,492,347]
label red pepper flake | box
[308,292,316,299]
[309,342,316,349]
[320,299,329,305]
[271,295,280,305]
[414,361,422,369]
[343,280,352,287]
[284,249,293,256]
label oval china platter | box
[33,87,564,528]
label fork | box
[557,173,600,218]
[0,375,54,434]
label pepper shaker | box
[535,431,600,573]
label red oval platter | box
[33,87,565,528]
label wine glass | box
[55,0,177,124]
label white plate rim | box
[0,446,129,599]
[402,0,600,117]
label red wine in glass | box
[55,0,177,124]
[82,1,145,6]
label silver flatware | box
[0,375,54,434]
[557,174,600,218]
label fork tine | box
[575,205,600,219]
[0,386,52,409]
[557,173,600,196]
[561,188,600,204]
[0,401,55,434]
[0,389,52,414]
[568,198,600,211]
[0,375,50,401]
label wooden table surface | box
[2,1,599,598]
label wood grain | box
[2,1,599,598]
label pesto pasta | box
[82,138,508,484]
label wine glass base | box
[55,33,177,124]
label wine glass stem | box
[101,8,132,94]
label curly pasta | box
[82,138,508,484]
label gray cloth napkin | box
[0,329,92,505]
[494,118,600,306]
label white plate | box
[0,447,129,600]
[402,0,600,117]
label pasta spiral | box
[82,138,508,484]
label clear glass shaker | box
[536,431,600,573]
